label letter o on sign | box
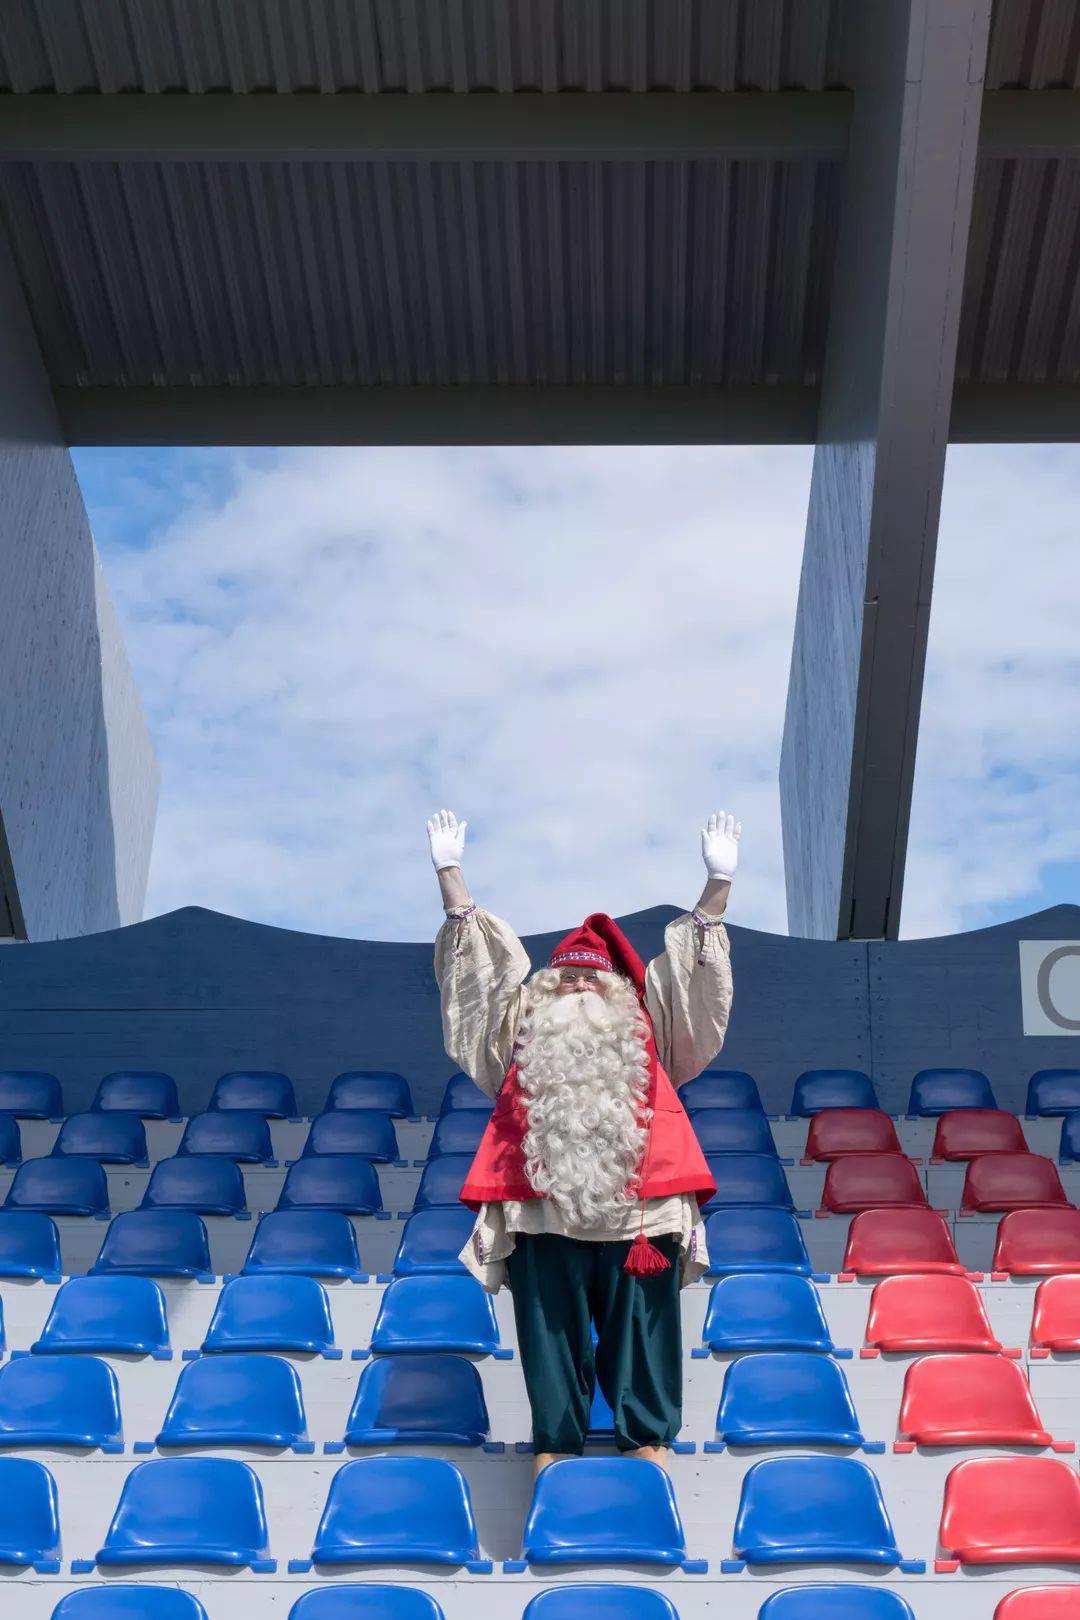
[1037,945,1080,1031]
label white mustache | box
[539,991,610,1033]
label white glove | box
[427,808,468,871]
[702,809,741,882]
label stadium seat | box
[701,1154,795,1212]
[201,1275,337,1355]
[790,1070,879,1116]
[994,1208,1080,1275]
[1031,1275,1080,1351]
[341,1353,490,1446]
[1059,1112,1080,1164]
[733,1456,905,1565]
[92,1071,180,1118]
[275,1156,382,1214]
[140,1156,247,1216]
[0,1114,21,1164]
[371,1274,503,1356]
[0,1071,62,1118]
[90,1211,213,1278]
[523,1589,681,1620]
[438,1073,493,1113]
[821,1154,928,1212]
[288,1592,446,1620]
[52,1589,212,1620]
[93,1457,274,1568]
[5,1157,109,1217]
[962,1153,1071,1212]
[841,1208,964,1276]
[303,1112,399,1163]
[704,1207,813,1277]
[426,1111,489,1158]
[306,1456,483,1567]
[1027,1070,1080,1118]
[414,1154,472,1211]
[994,1590,1080,1619]
[392,1208,474,1276]
[938,1456,1080,1564]
[897,1353,1053,1446]
[52,1112,148,1164]
[758,1592,916,1620]
[0,1211,62,1280]
[177,1111,275,1164]
[208,1070,296,1117]
[0,1354,122,1448]
[702,1274,834,1353]
[804,1109,902,1161]
[689,1109,778,1156]
[0,1456,62,1569]
[326,1070,414,1117]
[155,1353,310,1449]
[908,1068,996,1115]
[715,1352,864,1447]
[932,1109,1028,1161]
[31,1275,170,1356]
[522,1457,686,1565]
[864,1274,1001,1352]
[242,1211,363,1278]
[679,1069,764,1112]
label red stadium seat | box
[995,1589,1080,1619]
[1031,1276,1080,1353]
[841,1209,964,1277]
[804,1110,903,1162]
[821,1155,927,1214]
[993,1209,1080,1276]
[864,1274,1001,1353]
[897,1354,1054,1448]
[938,1457,1080,1565]
[931,1110,1028,1162]
[962,1154,1071,1213]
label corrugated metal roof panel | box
[986,0,1080,89]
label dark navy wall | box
[0,902,1077,1116]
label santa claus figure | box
[428,808,738,1474]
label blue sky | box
[73,443,1080,943]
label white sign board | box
[1019,940,1080,1035]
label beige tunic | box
[434,906,734,1290]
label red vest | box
[459,1019,716,1210]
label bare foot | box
[534,1451,576,1478]
[626,1445,670,1471]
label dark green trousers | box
[506,1231,682,1454]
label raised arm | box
[428,808,471,909]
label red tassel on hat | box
[624,1231,671,1275]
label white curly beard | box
[515,969,651,1230]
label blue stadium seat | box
[790,1071,879,1116]
[715,1352,863,1447]
[209,1070,296,1117]
[758,1590,917,1620]
[1027,1069,1080,1118]
[32,1276,171,1357]
[305,1456,484,1568]
[243,1211,363,1278]
[303,1112,399,1163]
[155,1354,310,1450]
[5,1157,109,1217]
[702,1274,834,1353]
[52,1591,211,1620]
[275,1156,382,1214]
[140,1156,247,1216]
[91,1211,213,1279]
[371,1275,502,1355]
[0,1211,62,1280]
[414,1154,472,1211]
[92,1458,274,1569]
[438,1073,493,1114]
[1059,1113,1080,1164]
[701,1154,794,1212]
[201,1274,338,1356]
[177,1111,275,1164]
[341,1353,490,1447]
[0,1071,62,1118]
[427,1112,489,1159]
[288,1591,446,1620]
[0,1355,122,1449]
[0,1114,21,1164]
[92,1071,180,1119]
[392,1208,474,1276]
[733,1456,905,1565]
[679,1070,764,1112]
[690,1109,778,1156]
[907,1068,996,1116]
[522,1457,686,1565]
[523,1590,681,1620]
[52,1112,148,1165]
[705,1208,812,1277]
[326,1071,414,1118]
[0,1457,62,1570]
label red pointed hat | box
[548,912,646,1000]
